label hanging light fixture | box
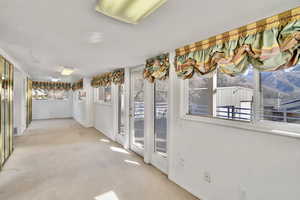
[95,0,167,24]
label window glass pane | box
[188,75,210,115]
[104,86,111,102]
[217,67,254,121]
[261,64,300,124]
[33,89,48,100]
[78,91,86,101]
[32,89,69,100]
[55,90,69,100]
[98,87,104,101]
[154,80,168,155]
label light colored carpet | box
[0,119,198,200]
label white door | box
[129,67,145,156]
[150,79,168,173]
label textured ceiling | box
[0,0,298,80]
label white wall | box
[167,55,300,200]
[13,70,27,135]
[86,57,300,200]
[94,102,115,140]
[72,78,94,128]
[32,96,73,120]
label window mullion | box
[211,72,217,117]
[253,69,261,124]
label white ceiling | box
[0,0,298,81]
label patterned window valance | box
[91,69,125,88]
[91,72,112,88]
[72,79,84,91]
[144,53,170,83]
[32,81,72,91]
[112,69,125,85]
[175,7,300,79]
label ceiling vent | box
[95,0,167,24]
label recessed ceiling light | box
[61,67,74,76]
[95,0,167,24]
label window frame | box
[94,86,112,105]
[180,69,300,138]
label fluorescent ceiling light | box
[61,67,74,76]
[51,78,59,82]
[95,0,167,24]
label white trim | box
[123,67,131,149]
[181,114,300,139]
[144,79,154,164]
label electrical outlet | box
[204,171,211,183]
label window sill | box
[181,114,300,140]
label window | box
[97,86,112,103]
[216,68,254,121]
[78,91,86,101]
[261,65,300,124]
[32,89,69,100]
[187,68,254,122]
[184,64,300,127]
[188,75,210,116]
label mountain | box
[261,64,300,93]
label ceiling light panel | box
[96,0,167,24]
[61,68,74,76]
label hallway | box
[0,119,197,200]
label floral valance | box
[144,53,170,83]
[72,79,83,91]
[91,72,112,88]
[111,69,125,85]
[32,81,72,91]
[91,69,125,88]
[175,7,300,79]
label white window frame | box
[94,86,112,105]
[180,69,300,138]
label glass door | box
[130,67,145,156]
[150,79,168,173]
[154,80,168,156]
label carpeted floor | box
[0,119,198,200]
